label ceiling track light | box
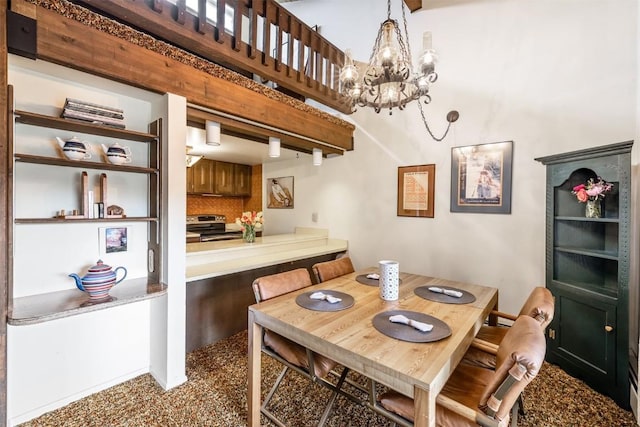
[313,148,323,166]
[206,120,221,146]
[268,136,281,158]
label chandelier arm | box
[417,101,456,142]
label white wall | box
[267,0,638,317]
[7,57,185,425]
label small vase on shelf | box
[243,225,256,243]
[585,199,602,218]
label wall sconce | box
[313,148,323,166]
[206,120,221,146]
[269,136,281,158]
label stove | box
[186,214,242,242]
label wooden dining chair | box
[463,286,554,370]
[311,256,355,283]
[252,268,350,426]
[375,315,547,427]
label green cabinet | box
[536,141,633,409]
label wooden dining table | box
[247,269,498,427]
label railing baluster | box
[197,0,206,34]
[232,0,243,52]
[248,0,260,60]
[174,0,186,25]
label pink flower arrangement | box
[235,211,264,230]
[571,177,613,203]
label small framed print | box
[267,176,294,209]
[450,141,513,214]
[397,164,435,218]
[99,227,128,255]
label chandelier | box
[339,0,459,141]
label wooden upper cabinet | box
[214,161,234,195]
[187,160,252,196]
[234,164,252,196]
[191,159,215,193]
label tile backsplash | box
[186,164,262,222]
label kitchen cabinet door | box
[234,164,251,196]
[214,161,234,195]
[192,159,214,193]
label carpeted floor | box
[21,331,637,426]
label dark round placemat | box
[372,310,451,343]
[355,274,403,287]
[414,286,476,304]
[296,290,355,312]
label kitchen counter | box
[186,227,348,282]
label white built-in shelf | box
[14,110,158,142]
[8,278,167,326]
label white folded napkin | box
[428,286,463,298]
[366,273,380,280]
[389,314,433,332]
[310,291,342,304]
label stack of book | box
[62,98,126,129]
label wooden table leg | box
[414,386,435,427]
[247,310,262,426]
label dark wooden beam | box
[404,0,422,12]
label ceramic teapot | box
[101,142,132,165]
[69,259,127,301]
[56,136,91,160]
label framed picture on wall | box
[99,226,129,255]
[267,176,294,209]
[397,164,435,218]
[450,141,513,214]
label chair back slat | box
[312,256,354,283]
[252,268,312,302]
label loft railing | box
[73,0,350,114]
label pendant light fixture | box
[205,120,221,146]
[268,136,281,158]
[339,0,459,141]
[312,148,323,166]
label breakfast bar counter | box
[186,227,348,282]
[185,227,349,351]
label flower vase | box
[243,225,256,243]
[585,199,602,218]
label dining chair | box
[375,315,547,427]
[463,286,554,370]
[252,268,350,427]
[311,256,355,283]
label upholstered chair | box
[376,315,547,427]
[463,286,554,370]
[252,268,349,426]
[311,256,355,283]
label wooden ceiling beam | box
[16,1,354,153]
[404,0,423,12]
